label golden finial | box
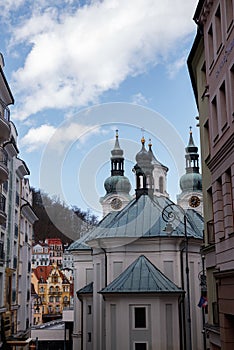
[141,127,145,144]
[148,138,152,147]
[189,126,192,134]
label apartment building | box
[0,53,37,349]
[32,242,50,268]
[188,1,234,349]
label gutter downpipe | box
[180,243,186,350]
[77,294,83,350]
[101,247,107,287]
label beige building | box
[188,1,234,349]
[32,264,71,324]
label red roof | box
[33,265,53,281]
[45,238,63,245]
[33,265,70,284]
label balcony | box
[0,147,8,184]
[0,107,10,143]
[0,193,6,225]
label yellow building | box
[32,264,71,324]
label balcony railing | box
[0,193,6,211]
[0,147,8,166]
[0,193,6,225]
[207,220,215,244]
[49,291,62,295]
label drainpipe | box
[77,294,83,350]
[180,244,186,350]
[101,248,107,287]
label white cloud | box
[131,92,149,105]
[20,121,105,153]
[9,0,197,120]
[166,53,188,79]
[20,124,56,152]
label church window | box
[87,332,92,342]
[134,307,147,328]
[134,343,147,350]
[159,177,164,193]
[88,305,92,314]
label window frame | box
[132,305,148,330]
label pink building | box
[188,1,234,349]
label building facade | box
[45,238,63,267]
[32,264,72,324]
[0,53,37,349]
[188,1,234,349]
[32,242,50,268]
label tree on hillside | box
[32,188,98,244]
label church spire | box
[177,128,203,214]
[185,127,200,174]
[111,129,124,176]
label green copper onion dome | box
[104,130,131,195]
[104,175,131,194]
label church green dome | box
[180,172,202,192]
[104,175,131,194]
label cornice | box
[194,0,214,26]
[206,132,234,172]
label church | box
[68,130,204,350]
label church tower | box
[177,128,203,215]
[148,140,169,197]
[133,137,154,199]
[100,130,132,217]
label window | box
[219,81,227,130]
[88,305,92,314]
[159,176,164,193]
[134,343,147,350]
[134,307,146,328]
[87,332,92,342]
[208,24,214,67]
[230,64,234,117]
[225,0,233,32]
[211,96,218,141]
[215,6,222,53]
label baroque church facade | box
[68,131,204,350]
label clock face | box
[189,196,201,208]
[111,198,122,210]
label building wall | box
[73,236,203,350]
[104,295,180,350]
[189,1,234,349]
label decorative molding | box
[206,133,234,172]
[199,0,214,25]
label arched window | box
[159,176,164,193]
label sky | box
[0,0,200,219]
